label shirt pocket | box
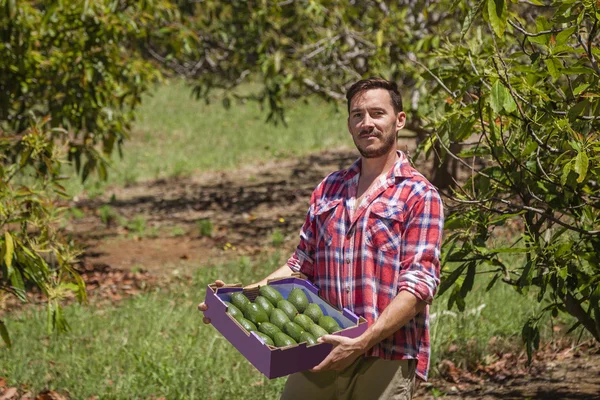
[314,199,342,247]
[366,202,404,253]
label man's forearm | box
[357,290,427,352]
[251,264,294,287]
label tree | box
[0,0,186,346]
[419,0,600,354]
[153,0,600,349]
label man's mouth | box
[359,132,379,139]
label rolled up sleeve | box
[287,191,318,279]
[397,188,444,304]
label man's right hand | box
[198,280,226,324]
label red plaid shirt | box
[287,151,443,380]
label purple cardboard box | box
[203,276,368,379]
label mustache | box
[359,129,381,137]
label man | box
[199,78,444,400]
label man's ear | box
[396,111,407,131]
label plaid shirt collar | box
[342,150,416,184]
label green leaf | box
[503,90,517,113]
[461,1,484,37]
[487,0,508,37]
[544,58,561,80]
[568,100,588,122]
[522,317,540,363]
[486,273,501,292]
[555,26,576,45]
[490,80,508,113]
[573,83,590,96]
[460,263,477,298]
[438,264,468,297]
[574,151,589,183]
[4,231,14,270]
[0,320,11,348]
[561,161,572,186]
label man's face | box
[347,88,406,159]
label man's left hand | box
[310,335,366,372]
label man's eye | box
[353,113,362,118]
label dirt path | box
[71,148,361,274]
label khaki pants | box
[280,357,416,400]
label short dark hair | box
[346,77,403,114]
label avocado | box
[237,317,257,332]
[255,332,275,346]
[224,301,243,321]
[287,288,309,313]
[307,323,328,338]
[318,315,342,333]
[255,296,275,316]
[230,292,251,311]
[243,303,269,325]
[273,332,297,347]
[259,285,284,307]
[299,331,318,346]
[276,299,298,320]
[283,321,305,342]
[293,314,314,331]
[304,303,324,323]
[270,308,291,330]
[258,321,281,338]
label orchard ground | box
[1,81,598,399]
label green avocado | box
[299,331,318,346]
[273,332,297,347]
[254,331,275,346]
[307,323,328,339]
[318,315,342,333]
[277,300,298,320]
[283,321,305,342]
[224,301,243,321]
[237,317,257,333]
[243,303,269,325]
[304,303,324,323]
[255,296,275,316]
[270,308,291,330]
[259,285,284,307]
[230,292,251,311]
[258,321,281,338]
[293,314,314,331]
[287,288,310,313]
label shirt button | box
[345,286,351,293]
[345,258,351,264]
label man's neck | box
[360,149,399,181]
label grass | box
[0,253,586,399]
[65,80,350,196]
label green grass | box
[1,253,586,399]
[65,80,350,196]
[1,253,289,399]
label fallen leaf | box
[35,390,67,400]
[0,387,18,400]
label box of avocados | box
[203,275,368,379]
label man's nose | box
[361,113,375,129]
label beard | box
[353,129,397,158]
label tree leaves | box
[490,80,517,114]
[487,0,508,37]
[574,151,589,183]
[3,232,13,270]
[0,320,11,348]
